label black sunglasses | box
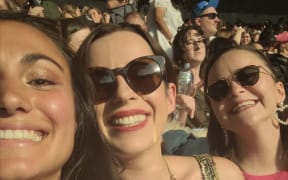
[88,56,166,104]
[207,65,272,101]
[198,13,218,20]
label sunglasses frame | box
[206,65,272,101]
[198,13,219,20]
[184,37,206,50]
[88,55,166,103]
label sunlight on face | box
[87,31,175,156]
[208,49,285,133]
[0,21,76,179]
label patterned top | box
[194,154,219,180]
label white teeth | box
[232,101,255,113]
[111,115,146,127]
[0,130,43,142]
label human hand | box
[28,6,44,17]
[103,12,110,23]
[176,94,195,119]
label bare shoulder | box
[164,155,202,180]
[164,155,244,180]
[212,156,244,180]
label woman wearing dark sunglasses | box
[202,39,288,179]
[75,23,244,180]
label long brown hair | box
[201,39,288,159]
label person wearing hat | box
[275,31,288,58]
[189,0,220,41]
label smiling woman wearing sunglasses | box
[75,23,244,180]
[202,38,288,179]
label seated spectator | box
[240,31,252,46]
[162,25,210,157]
[87,6,108,24]
[202,39,288,179]
[189,0,220,41]
[173,25,210,129]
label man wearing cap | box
[189,0,220,41]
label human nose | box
[111,75,137,104]
[215,16,220,23]
[193,42,200,51]
[228,80,245,98]
[0,84,32,116]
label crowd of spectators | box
[1,0,288,179]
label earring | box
[276,102,288,126]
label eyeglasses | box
[88,56,166,104]
[206,65,272,101]
[198,13,219,20]
[184,38,205,50]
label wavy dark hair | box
[172,25,206,69]
[0,11,116,180]
[201,37,288,159]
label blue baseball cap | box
[193,0,219,17]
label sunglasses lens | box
[89,68,116,104]
[200,13,218,19]
[207,79,229,101]
[127,59,162,95]
[236,65,260,86]
[208,13,217,19]
[207,65,261,101]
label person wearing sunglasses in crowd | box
[188,0,220,41]
[202,37,288,179]
[75,23,244,180]
[0,12,116,180]
[162,25,210,156]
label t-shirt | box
[242,170,288,180]
[147,0,183,60]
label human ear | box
[194,17,201,26]
[166,83,176,114]
[276,81,286,103]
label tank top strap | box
[193,154,219,180]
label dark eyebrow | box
[21,53,64,71]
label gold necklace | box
[163,157,176,180]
